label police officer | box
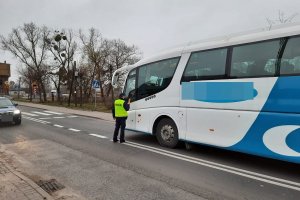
[112,93,130,143]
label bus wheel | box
[156,118,178,148]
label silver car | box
[0,97,21,125]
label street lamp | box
[18,76,21,99]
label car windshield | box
[0,98,14,108]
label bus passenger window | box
[231,40,280,78]
[182,48,227,81]
[280,37,300,75]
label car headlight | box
[14,110,21,115]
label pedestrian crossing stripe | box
[39,117,51,120]
[32,111,52,116]
[22,111,63,116]
[44,111,63,115]
[22,112,38,117]
[67,116,78,118]
[22,111,78,118]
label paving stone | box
[0,160,53,200]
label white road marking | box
[22,112,38,117]
[89,133,108,139]
[124,141,300,192]
[53,117,65,119]
[54,124,64,128]
[67,115,78,118]
[44,111,64,115]
[68,128,80,132]
[23,116,50,124]
[39,117,51,120]
[32,111,52,116]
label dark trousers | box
[113,117,126,141]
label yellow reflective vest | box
[114,99,128,117]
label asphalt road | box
[0,105,299,200]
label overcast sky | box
[1,0,300,81]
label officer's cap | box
[119,93,126,98]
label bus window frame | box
[277,35,300,77]
[135,56,181,101]
[123,69,138,101]
[229,38,283,79]
[180,35,300,82]
[181,46,230,83]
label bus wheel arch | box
[153,116,179,148]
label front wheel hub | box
[160,125,174,142]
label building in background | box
[0,61,10,95]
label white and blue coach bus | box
[112,24,300,164]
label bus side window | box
[293,57,300,73]
[231,40,280,78]
[182,48,227,81]
[280,37,300,75]
[137,57,180,100]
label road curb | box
[1,159,54,200]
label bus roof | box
[134,22,300,67]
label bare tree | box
[19,66,37,101]
[45,29,77,105]
[2,23,142,108]
[9,81,15,91]
[103,39,142,102]
[75,61,94,105]
[0,22,50,102]
[80,28,108,102]
[80,29,142,106]
[266,10,298,30]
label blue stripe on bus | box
[182,82,257,103]
[229,76,300,164]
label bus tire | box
[156,118,178,148]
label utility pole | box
[79,71,83,107]
[18,76,21,99]
[74,64,78,107]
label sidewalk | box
[0,159,53,200]
[16,101,114,122]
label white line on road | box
[67,115,78,118]
[89,133,108,139]
[23,116,50,124]
[54,124,64,128]
[124,141,300,192]
[32,111,52,116]
[22,112,38,117]
[53,117,65,119]
[39,117,51,120]
[44,111,64,115]
[68,128,80,132]
[127,142,300,187]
